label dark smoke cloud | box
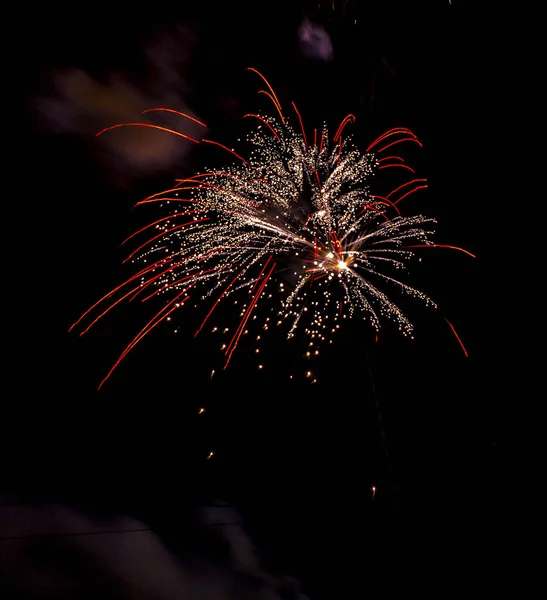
[31,23,205,187]
[0,500,310,599]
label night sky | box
[5,2,508,598]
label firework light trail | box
[70,68,474,389]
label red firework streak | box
[70,68,474,391]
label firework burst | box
[70,68,474,389]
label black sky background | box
[6,1,510,597]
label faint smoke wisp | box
[298,17,333,61]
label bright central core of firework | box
[71,68,473,388]
[313,250,350,272]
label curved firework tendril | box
[70,68,474,389]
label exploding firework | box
[70,68,474,389]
